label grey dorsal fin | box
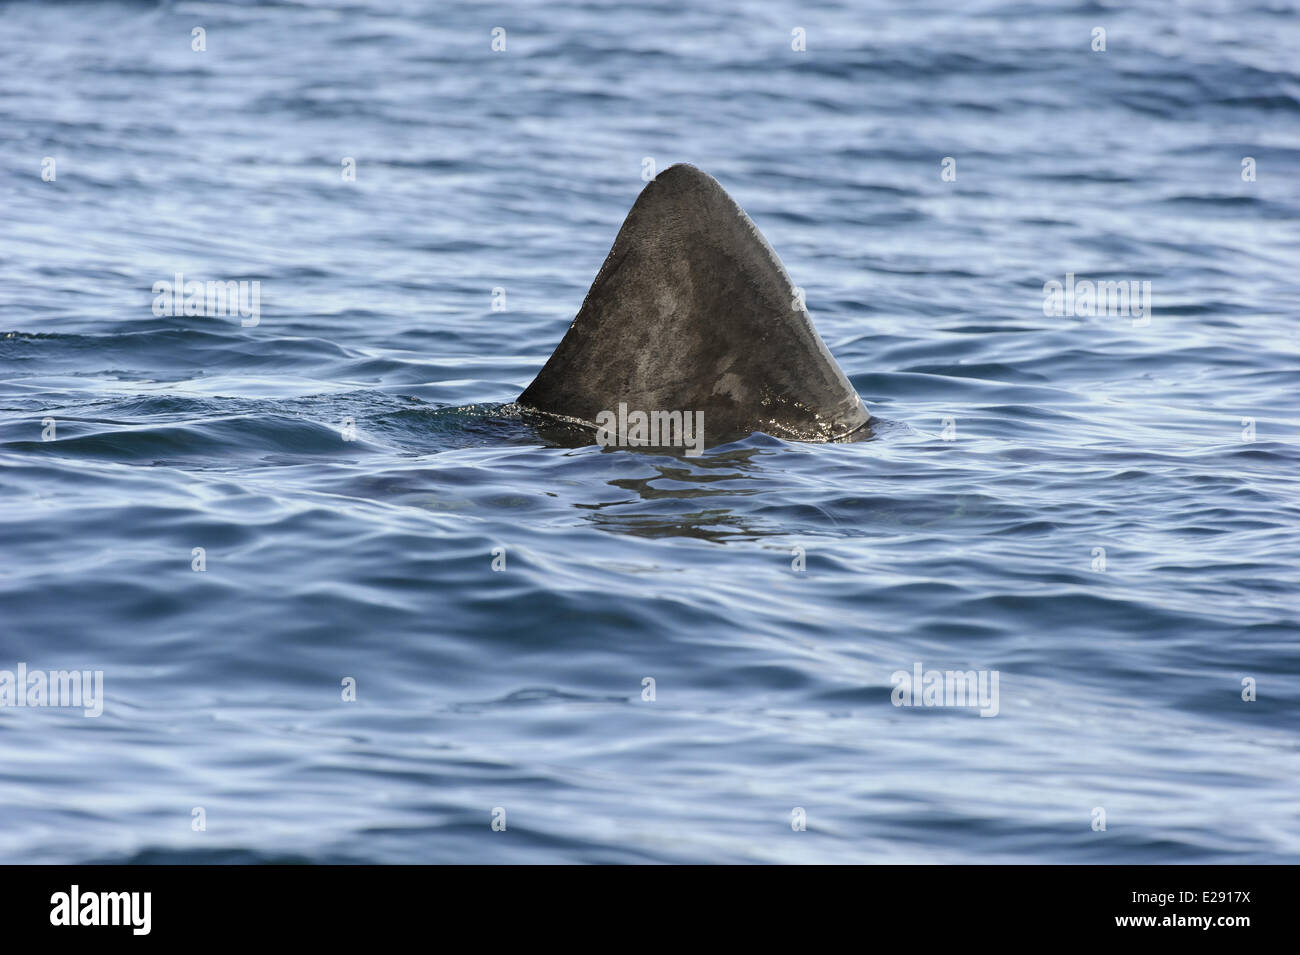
[518,163,869,447]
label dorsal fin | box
[518,163,869,446]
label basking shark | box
[518,164,869,450]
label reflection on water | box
[579,448,769,541]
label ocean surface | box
[1,0,1298,864]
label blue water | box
[2,0,1298,864]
